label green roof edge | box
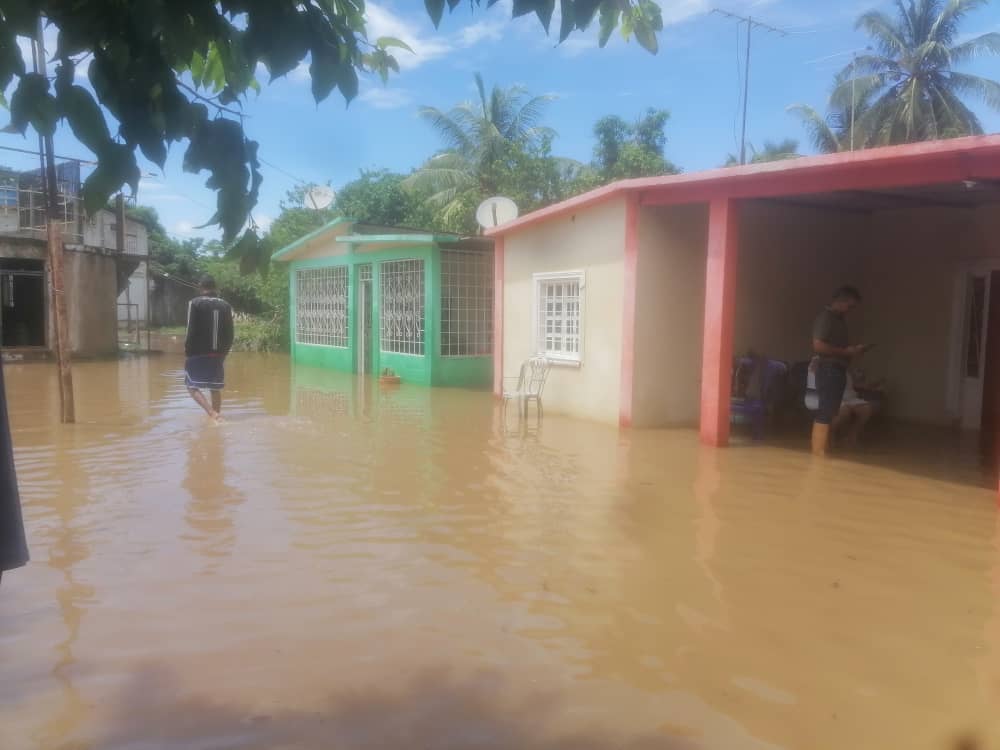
[270,216,353,261]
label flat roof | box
[486,135,1000,238]
[272,218,491,261]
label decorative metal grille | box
[441,250,493,357]
[536,275,582,359]
[380,259,425,355]
[295,266,349,347]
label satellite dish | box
[305,185,336,210]
[476,196,519,229]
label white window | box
[381,259,425,355]
[296,266,349,347]
[441,249,493,357]
[533,271,584,364]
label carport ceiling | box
[764,180,1000,214]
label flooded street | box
[2,353,999,750]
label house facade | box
[273,219,493,388]
[1,164,149,356]
[488,136,1000,447]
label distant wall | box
[734,201,868,365]
[149,273,196,327]
[859,205,993,425]
[503,197,626,424]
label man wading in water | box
[185,275,234,422]
[811,286,869,456]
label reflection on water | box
[1,353,999,750]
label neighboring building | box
[487,135,1000,444]
[0,163,149,356]
[273,219,493,388]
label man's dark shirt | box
[812,306,849,366]
[186,295,234,357]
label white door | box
[959,270,992,430]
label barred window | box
[380,259,425,355]
[295,266,349,347]
[534,271,584,363]
[441,250,493,357]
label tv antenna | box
[304,185,335,210]
[712,9,789,165]
[475,196,519,231]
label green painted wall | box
[287,243,492,389]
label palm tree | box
[405,74,556,225]
[788,95,875,153]
[831,0,1000,145]
[725,138,801,166]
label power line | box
[258,156,309,185]
[712,8,790,166]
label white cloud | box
[359,87,414,110]
[253,213,273,232]
[174,220,196,236]
[458,18,506,46]
[366,2,452,70]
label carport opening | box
[1,258,46,348]
[633,181,1000,481]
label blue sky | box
[3,0,999,242]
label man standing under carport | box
[811,286,868,456]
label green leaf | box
[62,85,113,154]
[425,0,446,27]
[634,26,658,54]
[334,61,359,103]
[82,144,140,215]
[9,73,58,136]
[376,37,414,54]
[559,0,576,42]
[310,50,339,102]
[598,5,620,48]
[190,52,206,87]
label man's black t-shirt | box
[186,295,234,357]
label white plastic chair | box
[502,356,551,421]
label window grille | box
[441,250,493,357]
[295,266,349,347]
[380,259,425,355]
[534,272,583,362]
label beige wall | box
[631,204,708,427]
[503,198,626,424]
[734,201,868,364]
[65,249,118,356]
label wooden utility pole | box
[35,17,75,423]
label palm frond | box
[474,73,489,120]
[947,70,1000,110]
[929,0,989,45]
[417,106,475,154]
[949,31,1000,64]
[507,94,557,143]
[787,104,842,153]
[929,80,984,136]
[858,9,907,57]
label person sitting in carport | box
[806,357,875,449]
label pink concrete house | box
[488,136,1000,449]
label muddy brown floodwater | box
[1,353,999,750]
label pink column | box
[492,235,505,398]
[699,197,740,447]
[619,195,640,428]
